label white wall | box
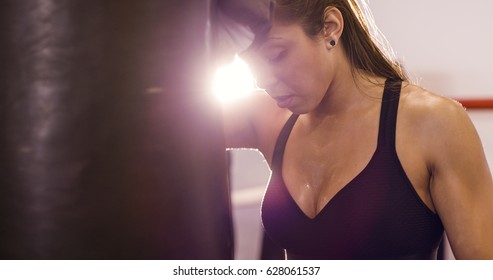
[369,0,493,99]
[469,111,493,168]
[229,149,270,260]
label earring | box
[326,39,336,49]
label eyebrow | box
[248,36,284,53]
[265,36,284,43]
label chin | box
[287,106,310,115]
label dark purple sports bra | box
[261,79,444,259]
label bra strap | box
[377,79,403,148]
[271,114,299,172]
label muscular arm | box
[221,90,290,164]
[424,97,493,259]
[221,94,259,150]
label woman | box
[222,0,493,259]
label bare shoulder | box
[397,82,488,182]
[399,83,468,127]
[398,83,474,151]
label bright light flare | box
[213,55,256,103]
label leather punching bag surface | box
[0,0,233,259]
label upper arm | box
[221,90,288,161]
[221,94,259,149]
[424,97,493,259]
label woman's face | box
[242,21,334,114]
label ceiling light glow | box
[212,55,256,103]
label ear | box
[322,7,344,43]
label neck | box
[307,69,385,125]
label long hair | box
[273,0,408,84]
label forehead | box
[241,21,305,55]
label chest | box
[261,155,444,259]
[282,115,379,218]
[261,113,443,259]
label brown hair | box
[273,0,408,83]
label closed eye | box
[267,49,286,63]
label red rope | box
[457,99,493,109]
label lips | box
[273,95,294,108]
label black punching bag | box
[0,0,233,259]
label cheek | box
[306,50,333,93]
[280,54,330,96]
